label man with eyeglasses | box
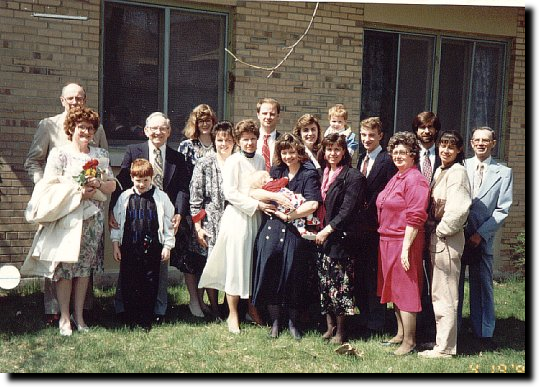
[458,126,513,350]
[109,112,190,325]
[24,82,109,327]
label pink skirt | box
[377,232,424,313]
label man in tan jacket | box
[24,83,108,324]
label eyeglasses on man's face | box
[147,126,170,133]
[471,138,492,144]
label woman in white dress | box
[198,119,277,333]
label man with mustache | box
[411,111,441,348]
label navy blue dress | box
[252,162,322,308]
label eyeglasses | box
[472,138,492,144]
[391,150,410,157]
[76,124,96,133]
[197,119,213,125]
[147,126,169,132]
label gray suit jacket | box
[24,111,108,183]
[464,157,513,255]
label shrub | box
[510,231,525,275]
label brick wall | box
[499,8,526,269]
[231,1,364,141]
[0,0,101,265]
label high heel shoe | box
[70,314,90,333]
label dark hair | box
[437,130,465,165]
[64,106,99,141]
[317,133,352,168]
[211,120,235,151]
[292,114,322,153]
[273,133,309,166]
[412,111,441,133]
[387,131,421,164]
[233,119,259,143]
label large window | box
[102,1,228,145]
[361,29,507,157]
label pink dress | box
[376,167,429,312]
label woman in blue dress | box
[252,133,321,339]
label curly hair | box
[328,103,348,121]
[64,106,99,141]
[183,104,217,140]
[292,114,321,153]
[233,119,259,143]
[273,133,309,166]
[387,131,421,164]
[317,133,352,168]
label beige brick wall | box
[230,1,363,140]
[499,8,526,270]
[0,1,526,272]
[0,0,101,265]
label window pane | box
[360,30,398,148]
[438,38,473,138]
[395,35,434,133]
[103,3,162,141]
[168,11,227,143]
[468,42,505,157]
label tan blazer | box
[24,112,108,183]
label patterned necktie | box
[263,134,271,172]
[361,154,369,176]
[422,149,432,183]
[153,147,164,190]
[473,162,484,197]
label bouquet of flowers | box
[73,158,108,201]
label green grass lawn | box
[0,275,526,374]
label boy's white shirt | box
[111,185,176,250]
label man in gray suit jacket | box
[458,126,513,348]
[24,83,108,324]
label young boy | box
[111,158,175,330]
[324,104,359,156]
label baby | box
[250,170,319,240]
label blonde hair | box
[328,104,348,121]
[183,104,217,140]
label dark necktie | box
[361,155,369,176]
[422,149,432,183]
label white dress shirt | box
[256,129,277,165]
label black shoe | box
[154,315,165,325]
[44,314,60,327]
[478,337,498,351]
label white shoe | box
[188,302,204,318]
[59,321,72,337]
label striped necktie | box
[262,134,271,172]
[153,147,164,189]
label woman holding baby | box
[251,133,321,340]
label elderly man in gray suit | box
[458,126,513,350]
[24,82,108,325]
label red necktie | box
[263,134,271,172]
[361,155,369,176]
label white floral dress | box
[43,144,113,280]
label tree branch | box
[225,2,319,78]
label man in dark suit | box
[109,111,190,323]
[256,98,281,172]
[412,111,441,346]
[355,117,397,335]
